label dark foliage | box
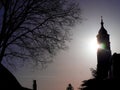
[81,68,120,90]
[81,78,120,90]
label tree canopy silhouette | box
[81,68,120,90]
[0,0,81,66]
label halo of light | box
[88,38,99,53]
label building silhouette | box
[110,53,120,79]
[96,16,111,79]
[96,17,120,80]
[81,17,120,90]
[0,63,37,90]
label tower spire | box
[101,16,104,27]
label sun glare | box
[89,38,99,53]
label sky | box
[4,0,120,90]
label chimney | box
[33,80,37,90]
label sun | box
[89,38,99,53]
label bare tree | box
[0,0,81,66]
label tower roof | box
[98,16,108,34]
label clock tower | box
[96,17,111,79]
